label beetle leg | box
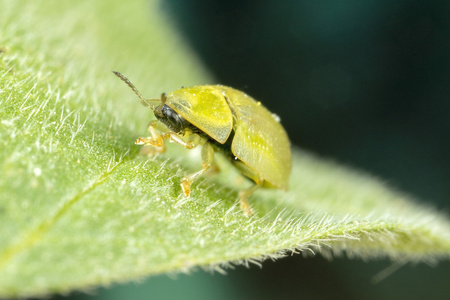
[232,160,265,216]
[162,131,197,149]
[136,122,200,154]
[238,185,260,217]
[180,141,214,197]
[135,120,166,153]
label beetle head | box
[113,71,190,133]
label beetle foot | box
[135,137,147,145]
[135,137,165,156]
[239,191,254,217]
[180,178,191,197]
[135,137,163,147]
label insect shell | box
[113,71,292,216]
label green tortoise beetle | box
[113,71,291,216]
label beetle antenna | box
[113,71,160,109]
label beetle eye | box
[158,104,190,132]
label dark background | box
[162,0,449,210]
[64,1,450,299]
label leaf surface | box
[1,0,449,298]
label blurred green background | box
[57,0,449,299]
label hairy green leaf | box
[1,0,449,298]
